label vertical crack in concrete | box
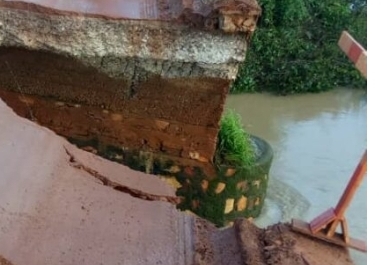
[64,147,182,205]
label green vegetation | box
[215,110,256,168]
[176,166,269,227]
[177,135,273,227]
[231,0,367,95]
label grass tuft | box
[215,110,256,168]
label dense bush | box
[231,0,367,94]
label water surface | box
[226,88,367,265]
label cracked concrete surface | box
[61,143,177,199]
[64,147,181,204]
[0,98,194,265]
[0,97,252,265]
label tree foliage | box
[231,0,367,94]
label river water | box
[225,88,367,265]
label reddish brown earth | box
[0,98,354,265]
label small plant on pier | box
[215,110,256,168]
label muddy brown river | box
[226,88,367,265]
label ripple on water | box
[226,88,366,265]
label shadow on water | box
[226,87,367,265]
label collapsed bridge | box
[0,0,273,226]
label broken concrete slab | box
[0,99,193,265]
[0,0,274,231]
[63,143,177,199]
[0,0,266,226]
[0,98,355,265]
[0,96,246,265]
[0,0,260,164]
[0,0,256,80]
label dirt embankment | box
[196,218,354,265]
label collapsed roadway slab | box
[0,99,353,265]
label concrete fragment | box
[224,198,235,214]
[160,176,183,189]
[215,182,226,194]
[237,195,248,211]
